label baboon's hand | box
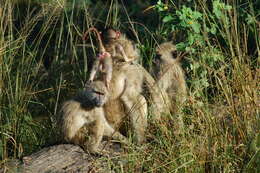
[115,44,124,54]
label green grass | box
[0,0,259,172]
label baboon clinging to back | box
[154,42,187,112]
[60,81,127,154]
[101,28,140,63]
[83,27,113,88]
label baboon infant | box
[60,81,127,154]
[101,28,140,63]
[83,27,113,88]
[154,42,187,112]
[83,28,140,88]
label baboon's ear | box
[171,51,178,59]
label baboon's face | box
[154,42,178,65]
[84,81,109,107]
[102,28,120,43]
[154,52,162,66]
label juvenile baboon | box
[83,27,113,88]
[101,28,140,63]
[60,81,127,154]
[154,42,187,112]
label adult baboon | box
[60,81,127,154]
[99,62,168,144]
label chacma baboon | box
[154,42,187,112]
[82,28,168,144]
[83,27,113,88]
[101,62,169,144]
[101,28,140,63]
[60,81,127,154]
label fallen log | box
[1,142,126,173]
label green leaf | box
[157,0,162,5]
[188,35,195,45]
[162,15,174,23]
[210,25,217,34]
[176,42,187,50]
[193,11,202,19]
[246,14,255,24]
[191,22,201,33]
[224,5,232,10]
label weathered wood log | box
[1,142,126,173]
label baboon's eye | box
[93,90,105,95]
[154,53,162,60]
[171,51,178,59]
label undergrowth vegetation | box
[0,0,259,172]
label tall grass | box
[0,0,73,162]
[0,0,259,172]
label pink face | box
[115,31,121,39]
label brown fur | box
[154,42,187,112]
[83,27,113,88]
[101,62,168,144]
[60,81,127,154]
[102,29,140,63]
